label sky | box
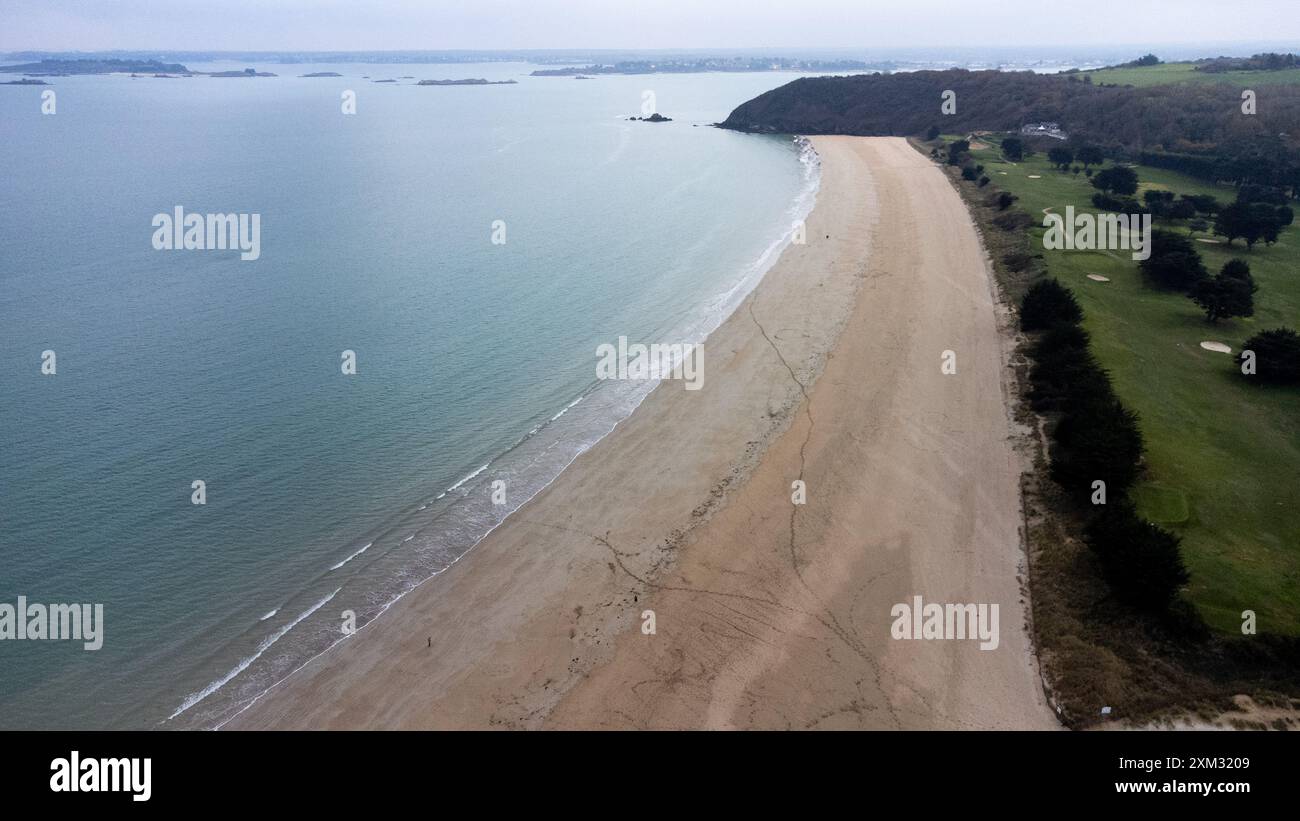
[3,0,1300,53]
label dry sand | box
[226,136,1058,731]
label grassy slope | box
[1078,62,1300,87]
[969,145,1300,635]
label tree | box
[1139,229,1209,291]
[1050,395,1146,500]
[946,139,970,166]
[1166,198,1197,220]
[1190,259,1256,322]
[1182,193,1220,215]
[1214,200,1293,248]
[1143,189,1174,217]
[1085,502,1189,611]
[996,191,1017,210]
[1020,278,1083,331]
[1240,328,1300,384]
[1000,136,1024,161]
[1091,165,1139,196]
[926,124,941,141]
[1048,146,1074,170]
[1213,201,1249,245]
[1075,144,1104,169]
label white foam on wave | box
[329,542,372,572]
[447,463,489,493]
[550,395,584,422]
[258,609,278,621]
[170,587,341,720]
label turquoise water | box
[0,61,817,728]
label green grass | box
[1077,62,1300,88]
[971,145,1300,635]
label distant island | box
[300,71,342,78]
[417,78,518,85]
[2,78,48,85]
[532,57,874,76]
[628,113,672,122]
[0,58,190,75]
[205,68,276,77]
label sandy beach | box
[226,136,1059,730]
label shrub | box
[1020,278,1083,331]
[1026,323,1115,412]
[993,210,1034,231]
[1049,396,1145,500]
[1240,328,1300,385]
[1086,502,1189,611]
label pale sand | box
[227,137,1058,730]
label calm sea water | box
[0,61,818,728]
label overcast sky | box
[4,0,1299,52]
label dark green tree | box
[1240,328,1300,384]
[1139,229,1209,291]
[1047,146,1075,170]
[1085,502,1189,611]
[1091,165,1139,196]
[1020,278,1083,331]
[1075,144,1104,168]
[1190,260,1257,322]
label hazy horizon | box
[4,0,1299,53]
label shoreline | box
[227,136,1058,730]
[176,137,820,729]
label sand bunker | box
[1196,238,1222,244]
[1027,174,1041,179]
[1086,274,1110,282]
[1200,341,1232,353]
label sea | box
[0,60,821,728]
